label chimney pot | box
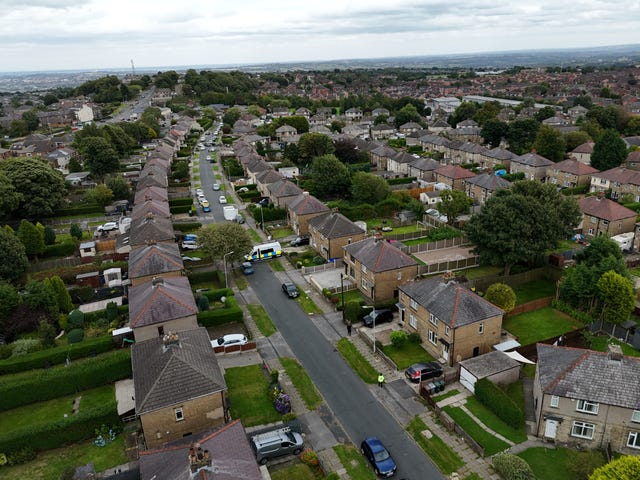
[607,343,623,362]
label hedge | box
[43,240,77,258]
[169,198,194,207]
[173,222,202,232]
[53,204,103,217]
[170,205,192,214]
[0,335,116,375]
[83,304,129,325]
[0,400,120,455]
[474,378,524,427]
[492,452,535,480]
[188,271,225,286]
[386,176,417,185]
[0,349,131,412]
[200,288,234,302]
[197,297,243,327]
[235,184,258,192]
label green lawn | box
[381,342,435,369]
[403,237,431,246]
[442,405,510,456]
[589,335,640,357]
[432,389,461,403]
[248,228,263,242]
[336,338,378,384]
[296,289,323,315]
[512,280,556,305]
[247,304,277,337]
[280,357,323,410]
[336,289,365,308]
[459,265,503,279]
[464,397,527,444]
[503,380,525,413]
[517,447,606,480]
[406,416,464,474]
[270,462,317,480]
[270,227,294,239]
[225,365,282,426]
[333,444,377,480]
[503,307,583,345]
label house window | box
[428,329,437,345]
[174,407,184,422]
[409,313,417,329]
[632,410,640,423]
[410,299,418,310]
[478,322,484,334]
[571,421,595,440]
[627,431,640,449]
[397,271,402,280]
[361,279,368,289]
[445,326,450,337]
[588,228,594,235]
[576,399,599,415]
[590,216,596,224]
[362,265,367,274]
[429,313,438,326]
[550,395,559,408]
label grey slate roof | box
[399,277,503,328]
[131,199,171,219]
[308,212,365,239]
[128,276,197,328]
[459,350,520,378]
[465,173,512,191]
[267,179,303,198]
[344,237,417,272]
[512,152,554,168]
[128,214,175,246]
[134,185,169,204]
[536,343,640,409]
[288,193,330,215]
[128,243,183,280]
[132,327,226,415]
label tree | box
[0,171,22,219]
[22,110,40,132]
[333,138,360,164]
[310,155,351,199]
[42,93,58,106]
[481,119,509,148]
[534,106,557,122]
[43,225,56,246]
[282,143,300,164]
[84,184,114,206]
[394,103,422,128]
[45,275,73,313]
[9,119,29,137]
[532,125,566,162]
[197,222,253,264]
[106,175,131,200]
[69,223,83,241]
[0,156,66,218]
[0,282,20,334]
[38,319,57,347]
[298,133,335,163]
[17,219,45,259]
[484,283,516,313]
[271,115,309,135]
[591,129,627,171]
[589,455,640,480]
[0,227,28,281]
[77,136,120,177]
[438,190,472,225]
[506,119,541,154]
[464,181,581,275]
[596,270,635,325]
[351,172,391,204]
[564,131,592,152]
[22,280,58,317]
[448,102,477,128]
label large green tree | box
[297,133,335,163]
[0,227,28,282]
[532,125,566,162]
[506,119,541,155]
[197,222,253,264]
[589,455,640,480]
[590,129,627,171]
[0,171,22,219]
[564,131,592,152]
[44,275,73,313]
[464,181,581,275]
[22,280,58,317]
[438,190,473,225]
[0,156,66,218]
[77,137,120,177]
[310,155,351,199]
[351,172,391,204]
[596,270,635,325]
[84,184,114,207]
[17,219,45,259]
[0,282,20,334]
[394,103,422,128]
[481,119,509,148]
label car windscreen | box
[373,448,390,462]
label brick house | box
[464,173,512,206]
[398,277,504,366]
[132,328,227,449]
[434,164,477,191]
[578,196,637,238]
[128,242,184,286]
[287,193,330,235]
[533,343,640,454]
[308,211,365,260]
[546,158,599,188]
[343,237,418,303]
[510,152,554,181]
[570,142,595,165]
[266,179,303,207]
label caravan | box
[244,242,283,261]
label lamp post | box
[340,273,346,324]
[223,251,234,289]
[259,204,265,231]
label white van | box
[244,242,283,261]
[250,426,304,465]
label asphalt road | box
[247,262,444,480]
[195,130,229,224]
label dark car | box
[362,309,394,328]
[241,261,254,275]
[360,437,397,478]
[404,362,443,383]
[282,282,299,298]
[290,236,309,247]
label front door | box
[544,419,558,439]
[442,343,449,362]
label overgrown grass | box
[503,307,583,345]
[459,265,503,279]
[589,335,640,357]
[233,273,249,291]
[269,259,285,272]
[270,227,294,239]
[465,397,528,444]
[248,228,263,242]
[381,342,435,369]
[442,406,510,456]
[503,380,525,413]
[296,289,323,315]
[517,447,606,480]
[512,280,556,305]
[333,443,377,480]
[521,364,536,378]
[247,304,277,337]
[336,289,365,308]
[336,338,378,384]
[280,357,323,410]
[432,389,461,403]
[225,365,282,427]
[406,416,464,474]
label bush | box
[68,328,85,344]
[390,330,408,348]
[485,283,516,313]
[68,309,85,329]
[200,287,234,302]
[492,452,535,480]
[43,240,77,258]
[475,378,524,427]
[10,339,42,357]
[408,332,422,344]
[53,204,103,216]
[5,446,36,466]
[170,205,192,214]
[386,176,417,185]
[198,295,210,311]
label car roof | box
[364,436,385,451]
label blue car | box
[360,437,396,477]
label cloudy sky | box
[1,0,639,72]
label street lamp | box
[223,251,234,289]
[259,205,265,231]
[340,273,346,325]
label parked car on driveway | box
[290,236,309,247]
[282,282,299,298]
[360,436,397,478]
[212,334,248,348]
[97,222,118,232]
[362,309,394,328]
[405,362,443,383]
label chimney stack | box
[607,343,623,362]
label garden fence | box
[416,256,479,276]
[399,236,470,255]
[466,266,562,293]
[301,259,343,275]
[27,256,82,273]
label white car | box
[426,208,439,217]
[181,241,200,250]
[218,195,227,204]
[182,255,201,262]
[97,222,118,232]
[211,334,248,348]
[195,188,204,195]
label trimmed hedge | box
[387,176,417,185]
[83,304,128,325]
[170,205,192,214]
[0,398,119,455]
[43,240,77,258]
[475,378,524,427]
[169,197,194,207]
[0,349,131,411]
[188,271,224,286]
[53,204,103,217]
[200,288,234,302]
[173,222,202,232]
[492,452,535,480]
[197,304,243,327]
[0,335,116,375]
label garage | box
[459,350,521,394]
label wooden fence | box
[507,297,553,317]
[399,236,469,255]
[466,266,562,293]
[417,256,479,276]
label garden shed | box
[459,350,520,394]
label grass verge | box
[406,416,464,474]
[296,289,323,315]
[269,259,285,272]
[248,228,263,242]
[336,338,378,384]
[432,389,460,403]
[225,365,282,426]
[333,444,377,480]
[270,462,317,480]
[247,304,277,337]
[442,406,510,456]
[280,357,323,410]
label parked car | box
[251,426,304,465]
[212,183,220,191]
[404,362,443,383]
[236,214,245,224]
[290,236,310,247]
[181,256,201,262]
[195,188,204,195]
[362,309,394,328]
[282,282,299,298]
[241,261,254,275]
[360,436,397,478]
[97,222,118,232]
[426,208,439,217]
[212,334,248,348]
[219,195,227,204]
[237,186,249,193]
[257,198,269,207]
[181,240,200,250]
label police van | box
[244,241,282,261]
